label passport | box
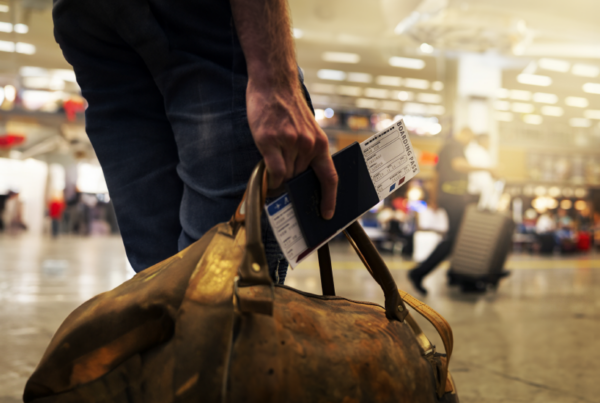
[285,142,379,249]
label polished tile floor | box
[1,234,599,402]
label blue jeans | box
[53,0,309,283]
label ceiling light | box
[523,114,543,125]
[403,102,428,115]
[570,117,591,127]
[53,69,77,82]
[389,56,425,70]
[565,96,589,108]
[14,24,28,34]
[496,112,513,122]
[532,92,558,104]
[497,88,510,98]
[395,90,413,101]
[376,75,402,86]
[23,76,52,89]
[548,187,561,197]
[322,52,360,64]
[560,200,572,210]
[495,101,510,111]
[541,106,563,117]
[317,69,346,81]
[517,74,552,87]
[20,66,49,76]
[16,42,35,55]
[572,63,599,78]
[509,89,531,101]
[4,85,16,102]
[311,83,336,94]
[324,108,334,118]
[427,105,445,115]
[583,82,600,94]
[403,78,429,90]
[534,186,547,196]
[420,43,434,54]
[337,85,362,97]
[347,72,372,83]
[574,200,587,211]
[292,28,303,38]
[356,98,379,109]
[381,101,401,111]
[364,88,389,99]
[511,102,534,113]
[0,22,11,32]
[0,40,14,52]
[584,110,600,120]
[432,81,444,91]
[0,5,9,12]
[538,58,570,73]
[417,93,442,103]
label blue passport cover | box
[284,142,379,248]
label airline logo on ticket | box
[360,119,419,200]
[265,119,419,268]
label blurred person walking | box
[408,128,496,295]
[2,191,27,233]
[465,133,494,203]
[48,197,66,238]
[53,0,338,279]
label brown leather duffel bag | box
[24,161,459,403]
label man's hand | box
[230,0,338,219]
[246,81,338,219]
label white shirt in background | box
[465,141,493,195]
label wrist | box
[247,62,300,93]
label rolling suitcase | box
[448,204,515,292]
[24,161,459,403]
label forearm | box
[230,0,299,91]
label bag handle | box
[236,161,453,396]
[319,231,454,398]
[236,161,273,286]
[236,161,407,322]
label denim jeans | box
[53,0,309,283]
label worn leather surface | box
[24,162,459,403]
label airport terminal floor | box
[1,234,598,403]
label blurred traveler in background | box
[2,191,27,234]
[536,210,557,254]
[0,192,7,232]
[408,128,497,295]
[465,134,494,203]
[53,0,338,280]
[48,196,66,238]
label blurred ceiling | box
[289,0,600,57]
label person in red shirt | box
[49,198,65,238]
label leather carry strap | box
[237,161,273,287]
[344,222,408,321]
[317,245,335,296]
[400,290,453,398]
[328,224,453,398]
